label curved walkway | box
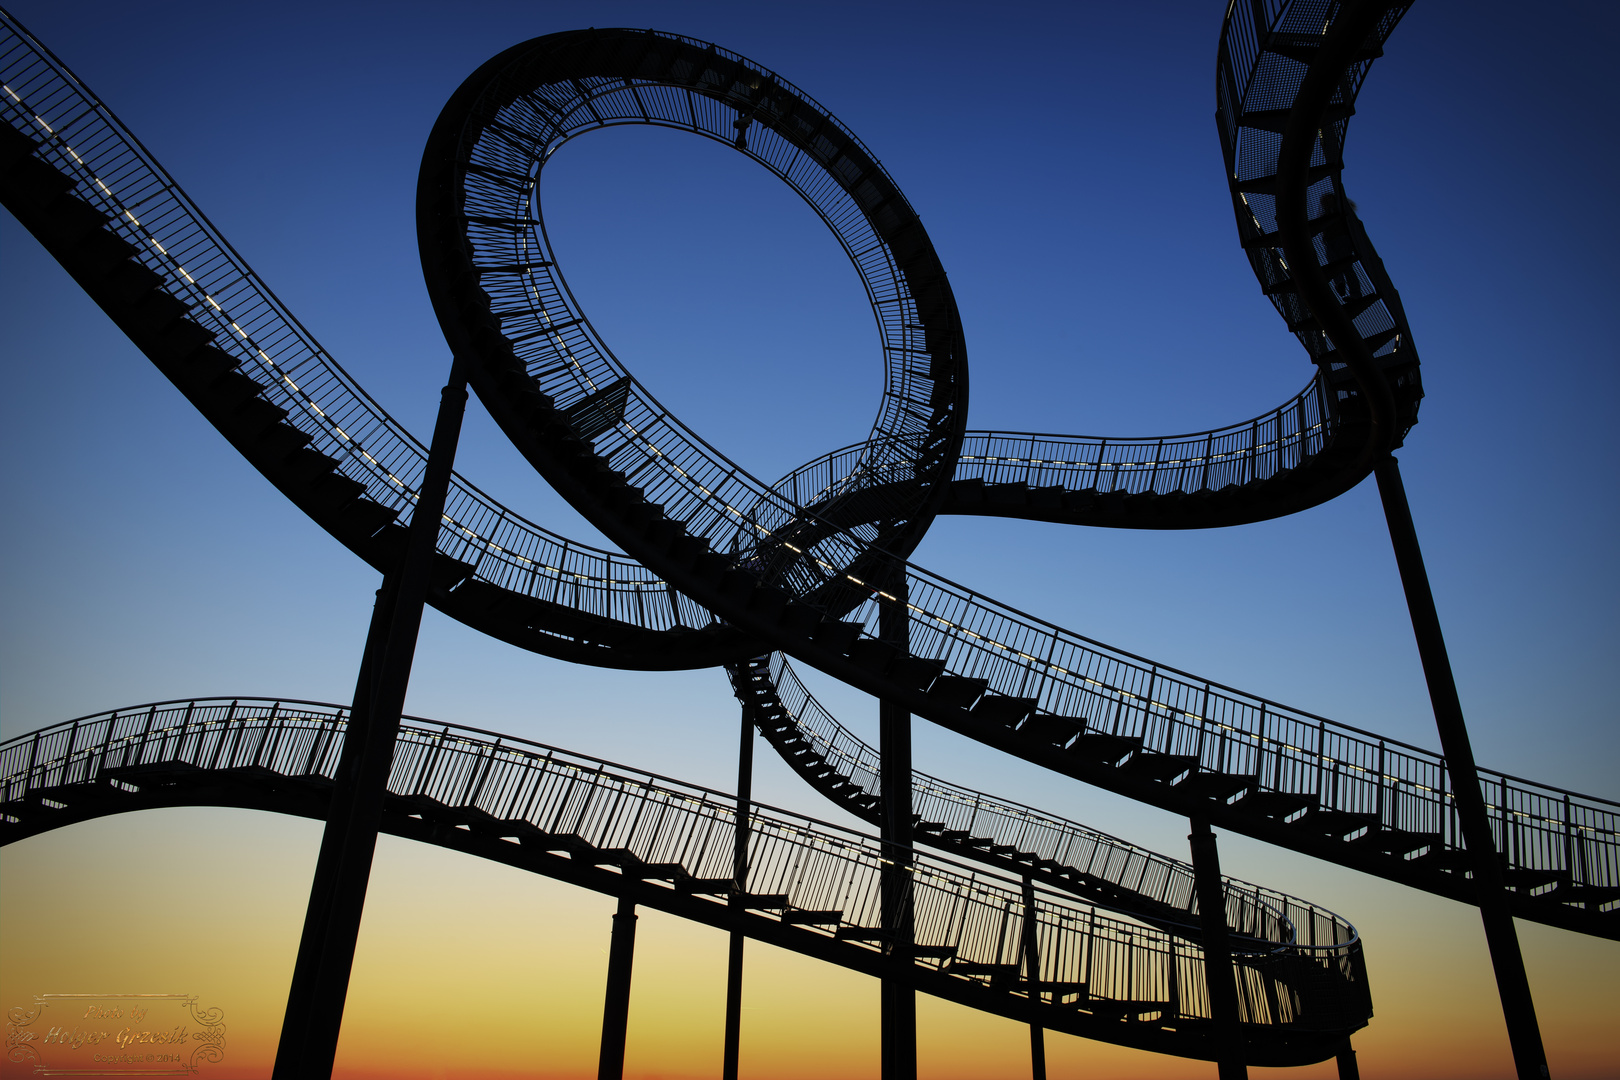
[3,699,1367,1066]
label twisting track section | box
[2,0,1617,1072]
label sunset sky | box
[2,1,1616,1078]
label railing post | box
[598,895,639,1080]
[1374,458,1547,1080]
[723,700,755,1080]
[1375,741,1386,830]
[62,719,80,784]
[1255,704,1267,788]
[24,730,40,795]
[1189,818,1246,1080]
[133,704,159,769]
[1562,794,1575,886]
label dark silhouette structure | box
[2,4,1615,1079]
[3,699,1374,1067]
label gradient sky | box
[2,1,1617,1078]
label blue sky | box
[3,2,1617,1074]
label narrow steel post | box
[1188,818,1246,1080]
[273,572,397,1077]
[1021,876,1047,1080]
[723,700,756,1080]
[599,895,639,1080]
[1374,458,1549,1079]
[273,357,471,1080]
[1336,1041,1360,1080]
[879,569,916,1080]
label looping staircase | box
[3,4,1618,1073]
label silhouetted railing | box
[954,397,1331,495]
[0,15,713,635]
[744,654,1367,950]
[760,383,1335,512]
[1216,0,1422,437]
[7,11,1612,931]
[0,699,1371,1030]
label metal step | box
[1067,731,1142,765]
[930,675,988,710]
[975,695,1038,726]
[1175,770,1257,802]
[946,960,1020,981]
[780,909,843,925]
[1122,752,1198,783]
[1019,713,1081,747]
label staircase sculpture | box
[2,2,1615,1075]
[1,699,1368,1066]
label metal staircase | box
[728,654,1363,949]
[2,4,1617,1073]
[1,699,1370,1066]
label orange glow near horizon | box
[2,808,1615,1080]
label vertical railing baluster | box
[1314,720,1325,806]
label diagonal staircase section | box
[409,23,1619,944]
[0,24,752,673]
[1,699,1374,1067]
[728,653,1364,954]
[4,10,1614,947]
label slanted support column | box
[1336,1041,1360,1080]
[599,896,639,1080]
[723,698,756,1080]
[273,571,396,1079]
[1374,458,1548,1080]
[274,357,470,1080]
[1021,876,1047,1080]
[879,571,916,1080]
[1188,818,1246,1080]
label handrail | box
[0,13,715,640]
[0,699,1372,1041]
[736,655,1348,950]
[765,381,1335,507]
[3,8,1614,941]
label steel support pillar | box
[723,697,756,1080]
[1021,876,1047,1080]
[273,572,396,1078]
[1374,458,1549,1080]
[1189,819,1246,1080]
[272,358,470,1080]
[599,896,639,1080]
[879,572,916,1080]
[1336,1041,1360,1080]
